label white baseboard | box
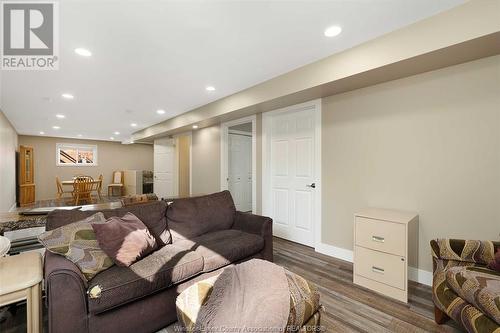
[314,242,432,286]
[408,267,433,286]
[315,242,353,262]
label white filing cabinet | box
[353,208,418,303]
[124,170,143,195]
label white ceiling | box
[0,0,466,142]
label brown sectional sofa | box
[44,191,273,333]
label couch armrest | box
[430,239,499,268]
[232,211,273,262]
[44,251,89,333]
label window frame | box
[56,143,99,167]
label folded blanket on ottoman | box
[176,259,321,333]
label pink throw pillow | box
[92,212,157,267]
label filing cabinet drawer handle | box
[372,266,385,274]
[372,236,385,243]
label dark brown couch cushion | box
[87,244,203,314]
[47,200,171,246]
[92,213,158,267]
[175,229,264,272]
[167,191,236,241]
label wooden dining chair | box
[75,175,93,181]
[73,177,94,205]
[56,177,73,199]
[108,171,124,197]
[96,174,103,200]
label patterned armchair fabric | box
[431,239,497,265]
[431,239,500,333]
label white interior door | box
[228,133,252,212]
[244,137,252,211]
[154,138,177,199]
[263,101,320,247]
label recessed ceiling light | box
[61,93,74,99]
[113,131,120,135]
[324,25,342,37]
[205,86,215,91]
[52,126,60,130]
[39,131,45,135]
[77,134,83,137]
[156,109,166,115]
[110,137,115,140]
[56,114,65,119]
[130,123,137,127]
[75,48,92,57]
[192,125,199,129]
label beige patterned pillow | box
[38,212,114,280]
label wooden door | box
[19,146,35,205]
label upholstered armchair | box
[431,239,500,333]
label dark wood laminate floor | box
[0,238,462,333]
[273,237,462,333]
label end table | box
[0,252,43,333]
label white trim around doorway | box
[172,131,193,196]
[262,99,322,248]
[220,115,257,214]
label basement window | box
[56,143,98,166]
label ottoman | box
[176,261,322,332]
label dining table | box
[60,178,103,201]
[61,179,101,186]
[60,180,81,185]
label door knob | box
[306,183,316,188]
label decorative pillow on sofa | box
[92,212,157,267]
[488,248,500,272]
[39,212,105,254]
[38,212,114,280]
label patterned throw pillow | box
[38,212,114,280]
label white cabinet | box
[353,208,418,303]
[124,170,142,195]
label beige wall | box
[18,136,153,200]
[190,119,264,213]
[184,55,500,273]
[191,126,221,195]
[322,55,500,271]
[0,110,18,211]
